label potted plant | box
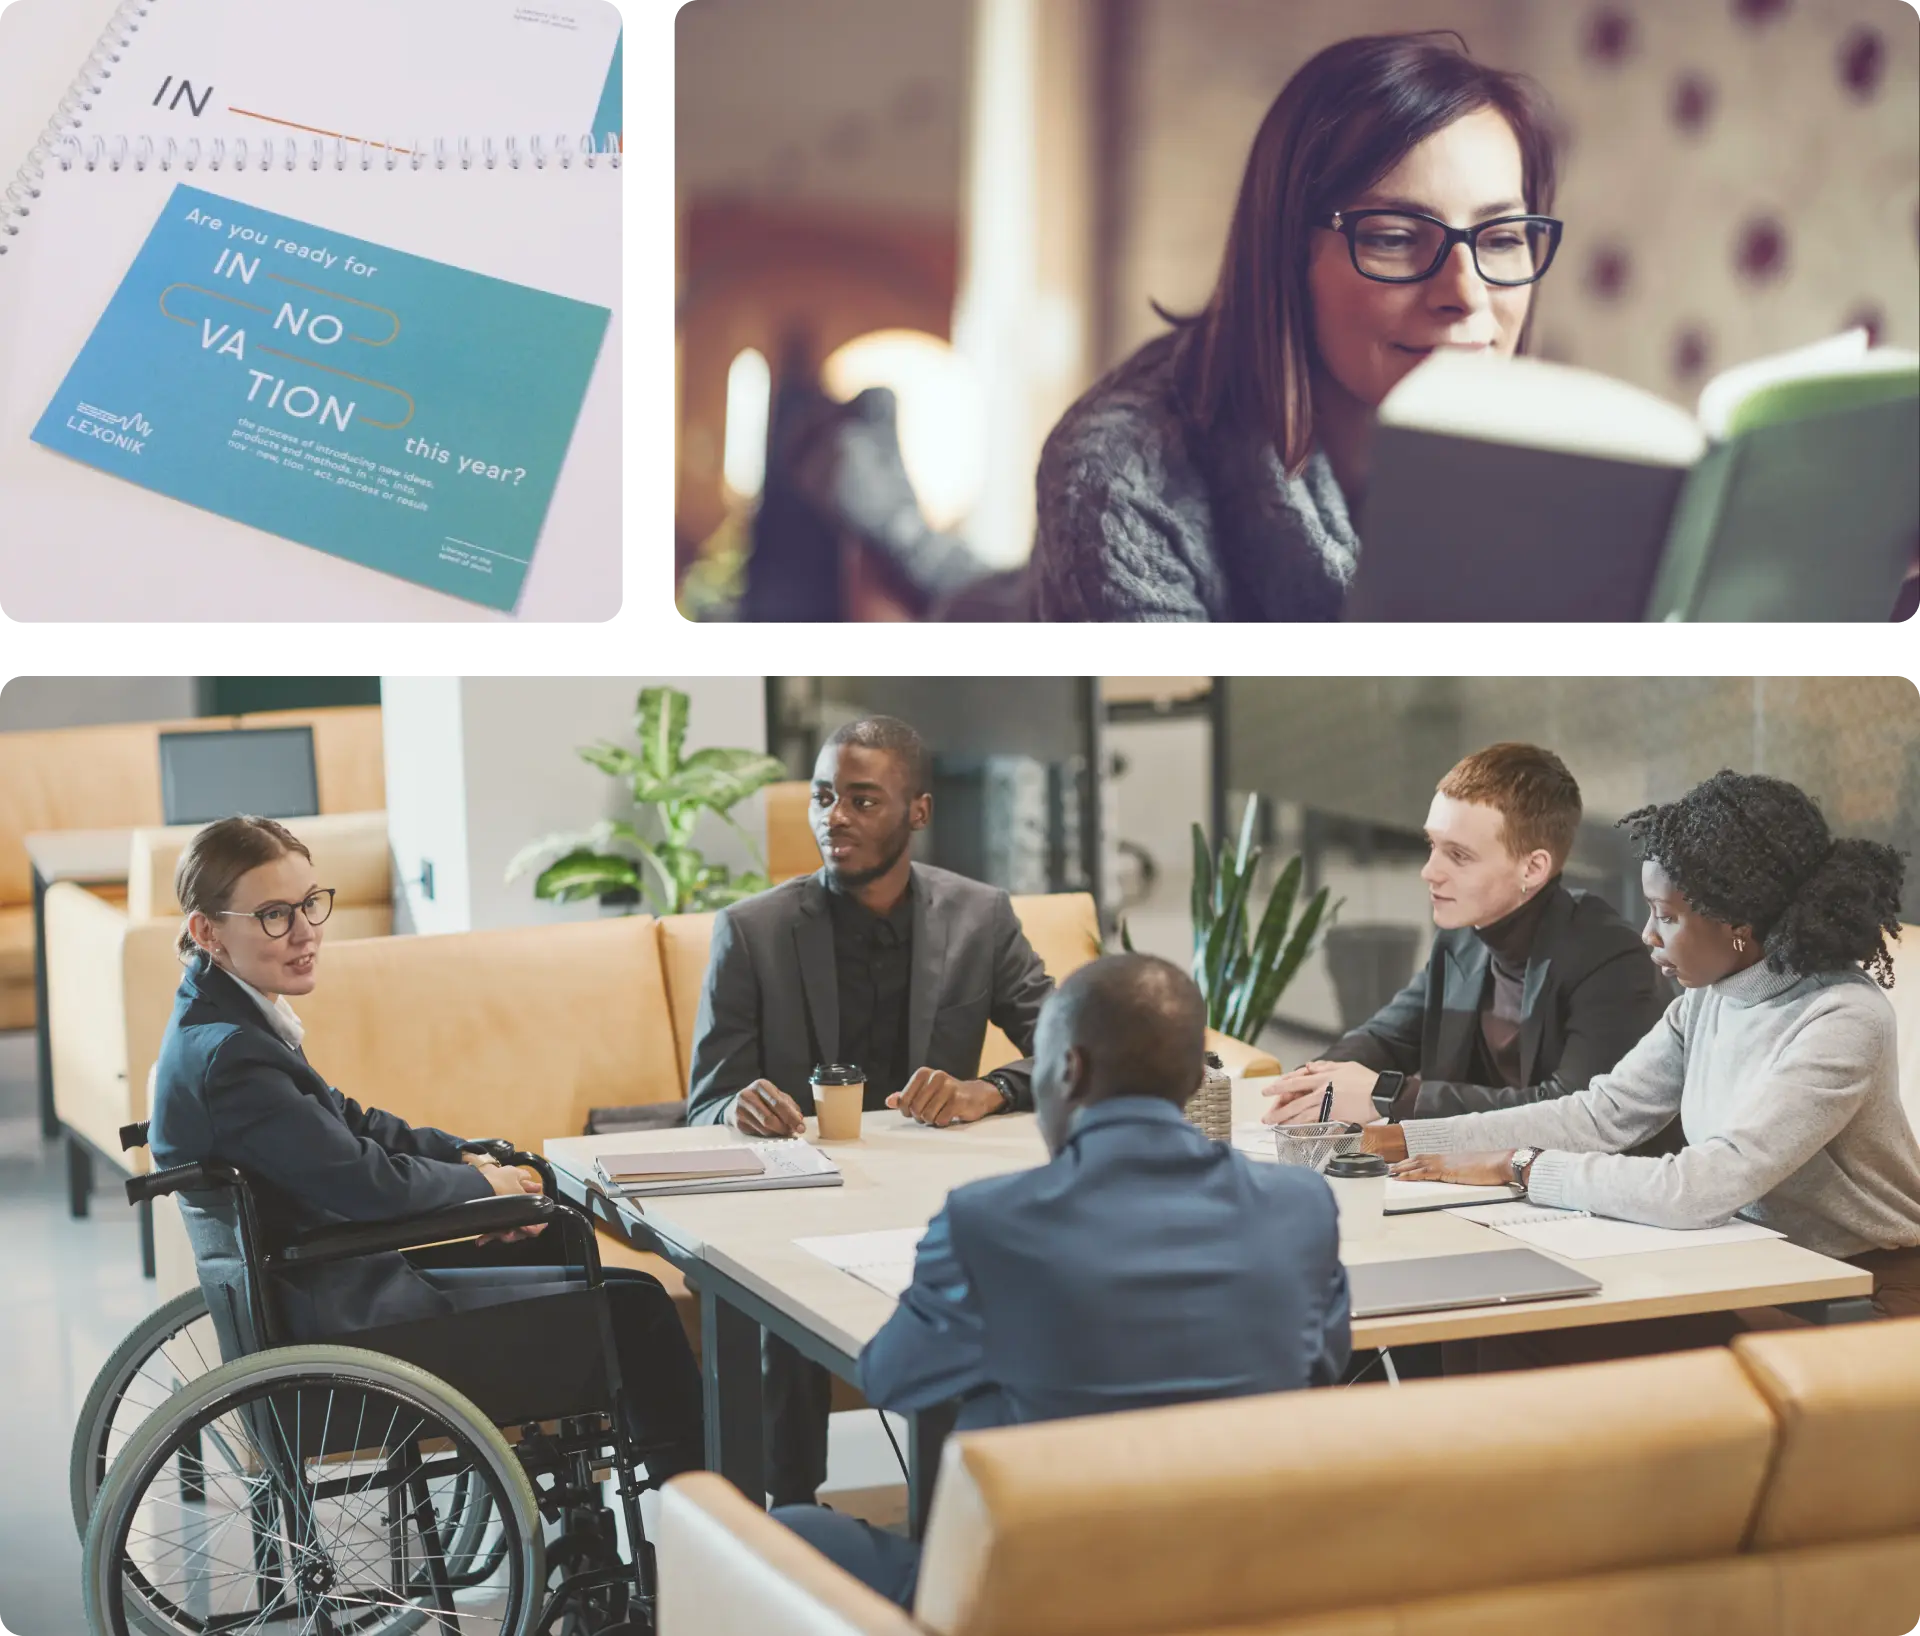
[506,685,789,914]
[1120,793,1339,1046]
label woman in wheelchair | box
[90,810,706,1628]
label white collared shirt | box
[225,968,307,1050]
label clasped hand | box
[1261,1060,1380,1126]
[463,1152,547,1244]
[727,1068,1006,1135]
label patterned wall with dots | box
[1119,0,1918,406]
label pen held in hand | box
[1318,1083,1335,1123]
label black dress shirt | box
[826,881,915,1108]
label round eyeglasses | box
[214,888,336,939]
[1318,209,1564,287]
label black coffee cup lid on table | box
[811,1063,866,1086]
[1324,1152,1390,1179]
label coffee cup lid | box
[1324,1152,1389,1179]
[811,1063,866,1085]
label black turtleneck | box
[1468,877,1560,1088]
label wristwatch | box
[1370,1070,1408,1123]
[984,1072,1019,1114]
[1510,1147,1542,1191]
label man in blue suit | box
[774,951,1352,1605]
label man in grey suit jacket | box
[773,953,1351,1607]
[684,714,1055,1503]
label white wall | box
[380,677,771,935]
[0,677,200,731]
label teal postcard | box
[32,185,611,611]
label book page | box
[1378,349,1709,468]
[1695,328,1870,440]
[74,0,622,147]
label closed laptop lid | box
[1348,1247,1601,1319]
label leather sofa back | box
[294,915,685,1150]
[1735,1316,1920,1551]
[914,1352,1779,1636]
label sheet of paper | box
[31,183,610,611]
[796,1228,927,1300]
[1231,1123,1279,1161]
[75,0,623,147]
[1448,1201,1785,1261]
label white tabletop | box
[546,1085,1872,1357]
[24,827,135,884]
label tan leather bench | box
[660,1317,1920,1636]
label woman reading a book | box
[1368,772,1920,1360]
[148,815,705,1477]
[1028,31,1564,621]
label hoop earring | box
[1733,935,1746,953]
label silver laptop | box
[1348,1248,1600,1319]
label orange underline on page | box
[228,109,414,154]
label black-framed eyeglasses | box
[214,888,335,939]
[1318,209,1563,286]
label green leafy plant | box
[506,685,789,915]
[1119,794,1340,1044]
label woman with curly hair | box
[1372,770,1920,1344]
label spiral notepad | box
[0,0,623,621]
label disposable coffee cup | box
[1323,1151,1389,1249]
[810,1063,866,1141]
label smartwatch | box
[984,1072,1019,1114]
[1510,1147,1542,1191]
[1370,1070,1408,1123]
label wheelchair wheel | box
[71,1289,221,1537]
[84,1346,546,1636]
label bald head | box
[1032,954,1208,1151]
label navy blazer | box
[858,1098,1351,1431]
[151,956,493,1344]
[687,864,1055,1124]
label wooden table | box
[545,1086,1873,1528]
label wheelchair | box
[75,1124,671,1636]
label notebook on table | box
[1352,332,1919,623]
[1445,1201,1786,1262]
[588,1141,844,1200]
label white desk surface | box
[24,826,134,883]
[546,1084,1872,1358]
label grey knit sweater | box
[1030,334,1360,622]
[1404,962,1920,1260]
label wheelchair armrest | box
[274,1193,558,1267]
[127,1160,242,1205]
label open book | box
[1354,331,1919,623]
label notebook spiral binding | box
[0,0,619,256]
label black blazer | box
[150,956,493,1344]
[1324,883,1677,1129]
[686,864,1055,1125]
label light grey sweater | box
[1404,961,1920,1260]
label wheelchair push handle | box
[126,1159,243,1206]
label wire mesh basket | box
[1270,1122,1364,1173]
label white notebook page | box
[71,0,621,148]
[1448,1201,1785,1261]
[0,154,619,619]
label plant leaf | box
[635,686,690,782]
[1240,886,1340,1042]
[1233,792,1260,877]
[1189,824,1213,981]
[626,754,788,810]
[532,851,642,903]
[1225,855,1302,1038]
[578,742,645,782]
[1201,844,1257,1028]
[504,820,651,883]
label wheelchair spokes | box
[86,1355,545,1636]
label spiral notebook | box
[0,0,623,620]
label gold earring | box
[1733,936,1746,953]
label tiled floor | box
[0,1031,163,1636]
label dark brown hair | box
[1438,743,1582,868]
[175,816,312,961]
[1167,31,1562,476]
